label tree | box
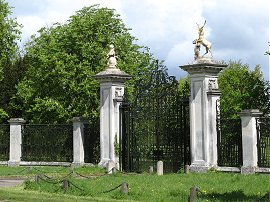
[16,5,155,123]
[218,61,270,118]
[0,0,21,121]
[0,0,21,79]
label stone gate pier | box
[94,45,131,168]
[181,58,227,172]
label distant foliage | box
[219,61,270,118]
[0,0,21,122]
[15,5,156,123]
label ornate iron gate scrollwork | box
[120,66,190,173]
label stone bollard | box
[28,166,33,174]
[106,160,115,174]
[35,175,40,183]
[189,186,199,202]
[149,166,154,174]
[63,179,69,191]
[157,161,163,176]
[185,165,190,174]
[121,182,129,194]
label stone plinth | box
[180,58,227,172]
[94,68,131,167]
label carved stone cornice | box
[94,68,131,83]
[180,58,227,75]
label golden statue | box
[193,20,212,60]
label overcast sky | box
[7,0,270,81]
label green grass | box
[0,187,133,202]
[24,171,270,202]
[0,165,269,201]
[0,165,105,178]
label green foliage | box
[178,76,190,98]
[0,108,8,122]
[0,0,21,81]
[0,57,28,122]
[16,5,154,123]
[219,61,270,118]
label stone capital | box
[239,109,263,117]
[94,68,131,83]
[8,118,26,124]
[72,117,88,124]
[180,58,227,75]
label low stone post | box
[121,182,129,194]
[149,166,154,174]
[239,109,262,174]
[8,118,25,167]
[72,117,87,166]
[106,160,115,174]
[157,161,163,175]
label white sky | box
[7,0,270,80]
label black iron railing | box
[0,124,9,161]
[21,124,73,162]
[84,119,100,164]
[256,117,270,167]
[217,118,242,167]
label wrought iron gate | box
[119,66,190,173]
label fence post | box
[94,45,131,168]
[72,117,87,166]
[239,109,262,174]
[8,118,25,167]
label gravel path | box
[0,180,24,188]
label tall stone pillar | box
[180,58,227,172]
[239,109,262,174]
[8,118,26,166]
[94,45,131,168]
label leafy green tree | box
[0,0,21,79]
[178,77,190,98]
[0,0,21,121]
[16,5,154,123]
[219,61,270,118]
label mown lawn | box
[0,165,269,201]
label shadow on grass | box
[198,190,269,201]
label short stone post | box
[149,166,154,174]
[94,45,131,167]
[121,182,129,194]
[157,161,163,175]
[189,186,199,202]
[8,118,25,167]
[106,160,115,174]
[72,117,87,166]
[180,58,227,172]
[239,109,262,174]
